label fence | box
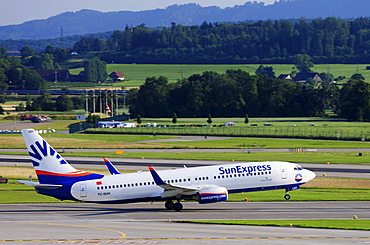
[84,126,369,141]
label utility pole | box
[92,90,96,114]
[115,92,119,116]
[85,91,88,116]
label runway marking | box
[19,222,127,238]
[2,237,370,243]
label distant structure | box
[36,70,71,82]
[109,71,125,82]
[277,74,292,80]
[293,73,322,84]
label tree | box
[44,44,55,54]
[0,47,7,60]
[207,113,212,125]
[351,73,365,80]
[244,114,249,125]
[255,65,275,78]
[55,94,74,111]
[338,80,370,121]
[172,113,177,124]
[20,46,35,59]
[135,76,170,117]
[83,57,107,82]
[86,114,100,123]
[294,54,314,73]
[28,91,54,111]
[15,103,25,111]
[136,114,142,124]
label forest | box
[127,69,370,121]
[69,17,370,64]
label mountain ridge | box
[0,0,369,40]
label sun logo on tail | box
[29,140,67,167]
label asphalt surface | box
[1,126,369,243]
[0,202,369,244]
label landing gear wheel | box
[165,200,175,210]
[284,194,291,200]
[173,202,183,212]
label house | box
[293,73,322,85]
[277,74,292,80]
[36,70,70,82]
[109,71,125,82]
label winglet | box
[148,165,167,186]
[103,157,121,175]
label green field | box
[69,64,370,88]
[86,116,370,140]
[182,220,370,231]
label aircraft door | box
[80,184,87,198]
[280,165,287,179]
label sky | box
[0,0,275,26]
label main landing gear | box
[165,200,183,211]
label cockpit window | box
[294,165,304,170]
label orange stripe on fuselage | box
[35,170,94,177]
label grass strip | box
[3,150,369,165]
[181,220,370,230]
[229,188,370,201]
[1,133,370,149]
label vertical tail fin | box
[103,157,121,175]
[22,129,102,184]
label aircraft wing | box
[18,180,63,189]
[148,165,200,197]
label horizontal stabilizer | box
[18,180,63,189]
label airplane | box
[19,129,316,211]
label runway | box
[1,149,370,243]
[0,202,369,244]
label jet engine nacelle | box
[197,186,228,204]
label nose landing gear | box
[284,193,291,200]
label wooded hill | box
[0,0,369,40]
[76,17,370,64]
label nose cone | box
[305,169,316,182]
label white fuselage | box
[70,161,315,203]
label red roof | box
[109,71,125,78]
